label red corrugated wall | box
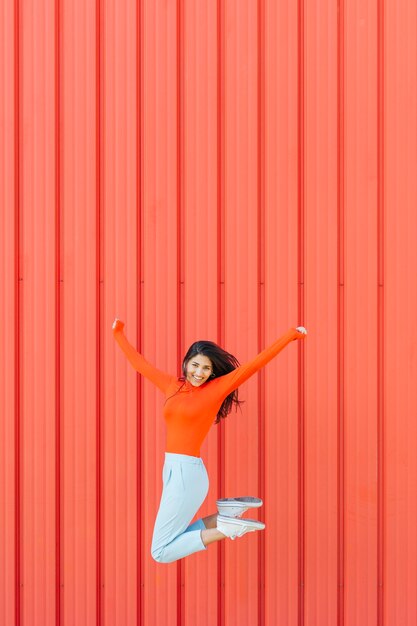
[1,0,416,625]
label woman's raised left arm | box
[212,327,307,398]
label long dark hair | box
[180,340,244,424]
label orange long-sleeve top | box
[113,323,306,457]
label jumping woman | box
[112,318,307,563]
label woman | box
[112,318,307,563]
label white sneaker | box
[296,326,307,334]
[217,514,265,540]
[216,496,263,518]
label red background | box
[1,0,416,625]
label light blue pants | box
[151,452,210,563]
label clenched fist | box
[112,318,125,333]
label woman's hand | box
[112,318,125,333]
[292,326,307,340]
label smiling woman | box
[112,317,307,563]
[185,355,213,385]
[180,339,243,422]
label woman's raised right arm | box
[112,319,175,393]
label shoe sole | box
[216,497,263,509]
[217,514,265,531]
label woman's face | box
[185,354,213,387]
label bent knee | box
[151,546,175,564]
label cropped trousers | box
[151,452,210,563]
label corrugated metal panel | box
[1,1,416,625]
